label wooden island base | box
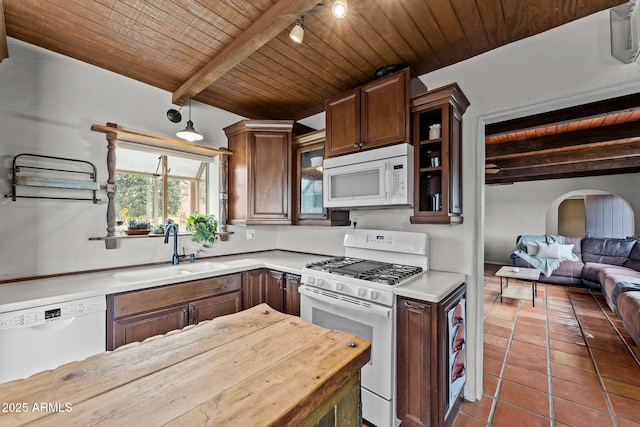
[0,304,371,426]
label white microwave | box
[323,143,413,209]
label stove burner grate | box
[306,257,423,285]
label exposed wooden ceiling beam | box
[487,140,640,169]
[172,0,321,106]
[486,121,640,159]
[0,0,9,62]
[486,157,640,184]
[486,92,640,136]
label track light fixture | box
[332,0,348,18]
[290,16,304,44]
[176,98,203,142]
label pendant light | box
[176,98,203,142]
[332,0,348,18]
[289,16,304,44]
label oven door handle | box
[299,286,392,318]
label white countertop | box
[0,251,466,313]
[394,270,467,302]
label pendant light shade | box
[290,17,304,44]
[176,99,203,142]
[332,0,348,18]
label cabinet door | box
[110,304,188,350]
[249,131,291,223]
[284,274,301,316]
[265,270,285,312]
[396,297,433,427]
[361,70,408,149]
[325,88,361,157]
[242,269,284,312]
[243,269,267,310]
[189,291,242,325]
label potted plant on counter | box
[186,213,218,250]
[125,219,151,235]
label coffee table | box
[495,266,541,307]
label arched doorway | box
[547,190,635,238]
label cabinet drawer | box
[111,273,242,318]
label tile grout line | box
[544,283,555,427]
[566,289,619,427]
[486,279,523,426]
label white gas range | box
[299,229,428,427]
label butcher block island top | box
[0,304,371,426]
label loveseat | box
[511,235,640,346]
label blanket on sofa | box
[513,234,568,277]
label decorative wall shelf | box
[5,154,101,203]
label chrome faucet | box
[164,223,195,265]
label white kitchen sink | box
[112,267,191,283]
[111,261,231,283]
[180,261,230,273]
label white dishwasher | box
[0,295,106,383]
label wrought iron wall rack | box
[5,153,101,203]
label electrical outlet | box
[246,229,256,240]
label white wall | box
[0,38,281,281]
[2,9,640,401]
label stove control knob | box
[316,278,325,286]
[336,282,344,291]
[370,290,379,300]
[307,276,316,285]
[357,287,367,297]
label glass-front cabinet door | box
[293,130,350,226]
[300,147,324,216]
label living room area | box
[466,180,640,426]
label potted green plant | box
[186,213,218,249]
[125,219,151,235]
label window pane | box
[115,147,216,233]
[115,173,161,225]
[117,148,162,175]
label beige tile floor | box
[453,264,640,427]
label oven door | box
[323,158,389,208]
[299,285,396,425]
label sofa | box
[511,235,640,346]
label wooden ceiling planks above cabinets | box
[3,0,626,120]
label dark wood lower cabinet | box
[107,273,242,350]
[242,269,301,315]
[397,283,466,427]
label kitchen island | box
[0,304,371,426]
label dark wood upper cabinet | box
[292,129,350,226]
[410,83,469,225]
[225,120,314,225]
[325,88,361,157]
[325,68,426,158]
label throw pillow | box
[536,242,560,259]
[556,244,575,261]
[526,242,539,256]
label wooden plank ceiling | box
[485,93,640,185]
[3,0,635,183]
[3,0,626,121]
